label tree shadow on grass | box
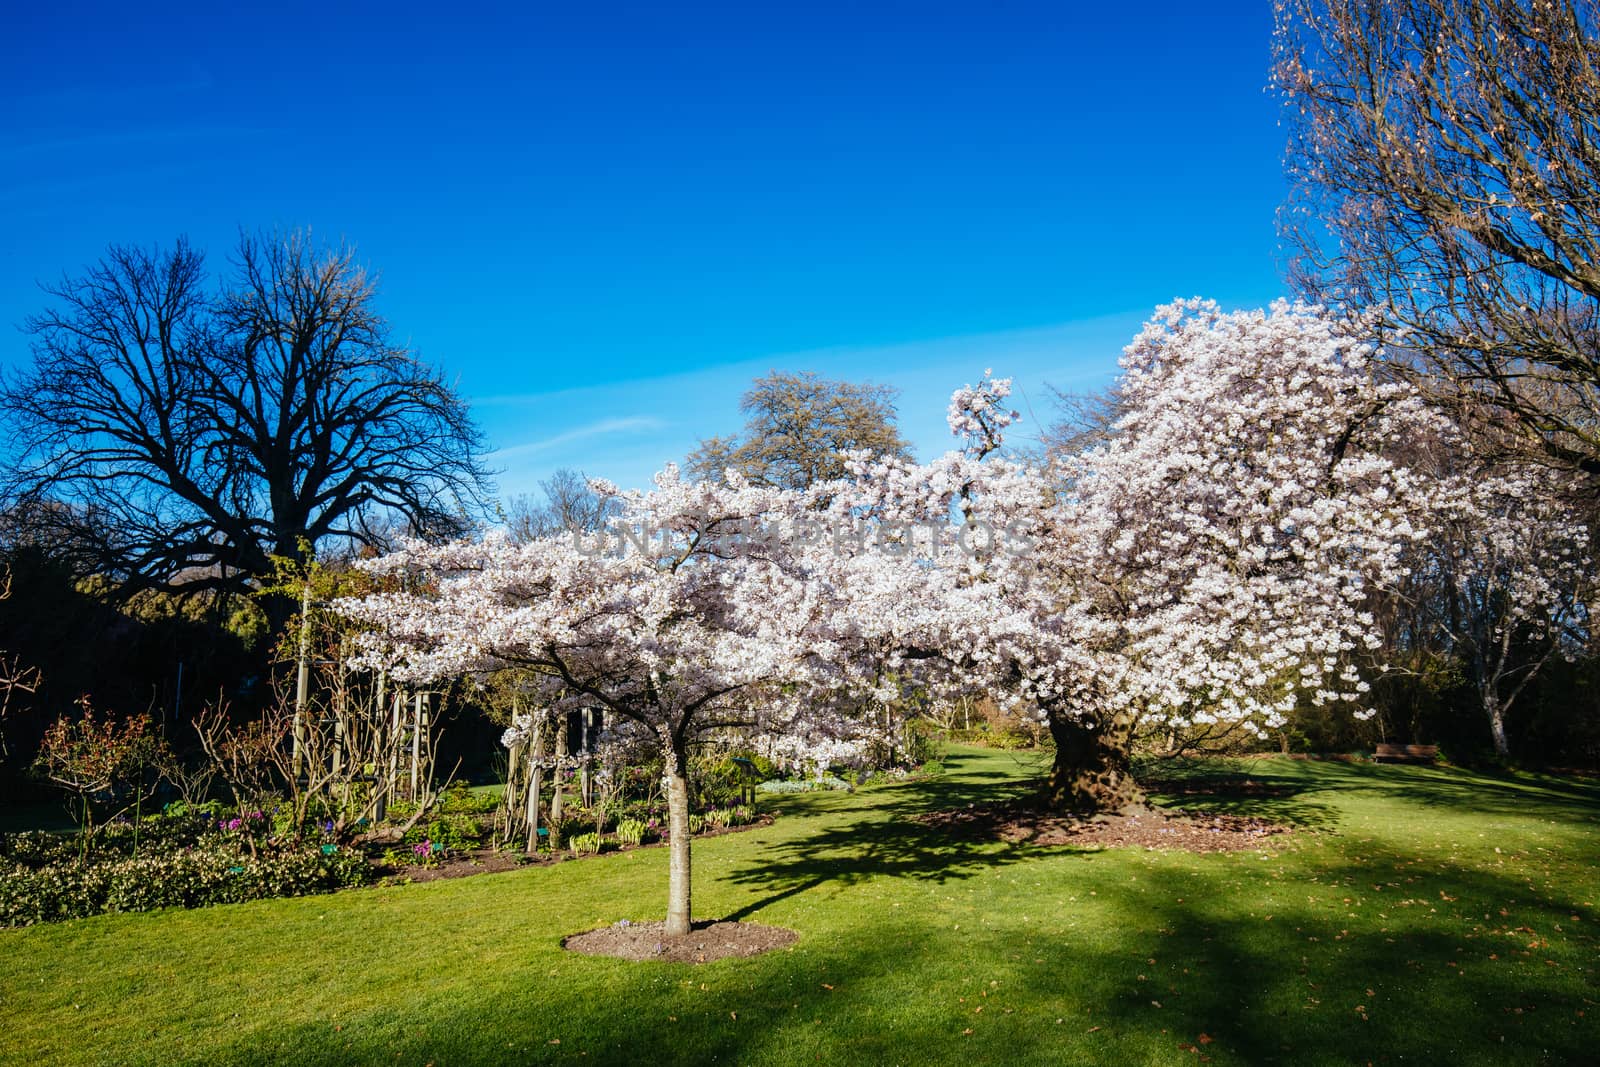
[1140,756,1600,828]
[1141,773,1342,831]
[724,751,1078,920]
[125,748,1600,1067]
[170,849,1599,1067]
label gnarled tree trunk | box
[664,742,693,937]
[1043,709,1142,814]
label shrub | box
[567,832,601,856]
[438,781,501,815]
[402,813,483,852]
[0,837,371,928]
[615,818,647,847]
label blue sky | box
[2,1,1288,497]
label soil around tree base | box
[918,802,1289,852]
[562,920,799,963]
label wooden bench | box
[1374,743,1439,764]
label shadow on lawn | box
[722,751,1076,920]
[162,751,1600,1066]
[1143,756,1600,828]
[179,848,1598,1067]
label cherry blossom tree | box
[839,303,1440,812]
[338,470,873,936]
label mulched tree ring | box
[918,803,1289,853]
[563,920,799,963]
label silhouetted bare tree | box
[1,231,491,609]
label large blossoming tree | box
[843,302,1440,812]
[338,470,870,936]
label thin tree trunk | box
[665,741,693,937]
[526,723,544,851]
[373,672,390,822]
[551,716,568,825]
[292,580,312,778]
[1043,709,1142,814]
[387,690,403,811]
[502,742,522,844]
[417,692,432,807]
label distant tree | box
[503,468,618,544]
[1,231,491,619]
[686,371,913,489]
[1275,0,1600,486]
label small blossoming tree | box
[339,470,873,936]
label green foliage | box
[566,832,601,856]
[703,805,754,829]
[691,753,770,810]
[402,813,484,852]
[901,719,947,767]
[0,834,369,928]
[614,818,647,847]
[436,781,501,815]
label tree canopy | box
[687,370,913,489]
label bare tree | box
[1275,0,1600,486]
[686,371,914,489]
[1,231,491,617]
[503,468,618,543]
[1039,384,1125,460]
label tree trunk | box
[551,716,567,825]
[526,724,544,852]
[291,581,312,778]
[664,742,693,937]
[1485,693,1510,757]
[1043,710,1142,814]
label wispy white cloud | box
[487,415,665,462]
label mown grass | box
[1,746,1596,1066]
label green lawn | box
[2,747,1597,1066]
